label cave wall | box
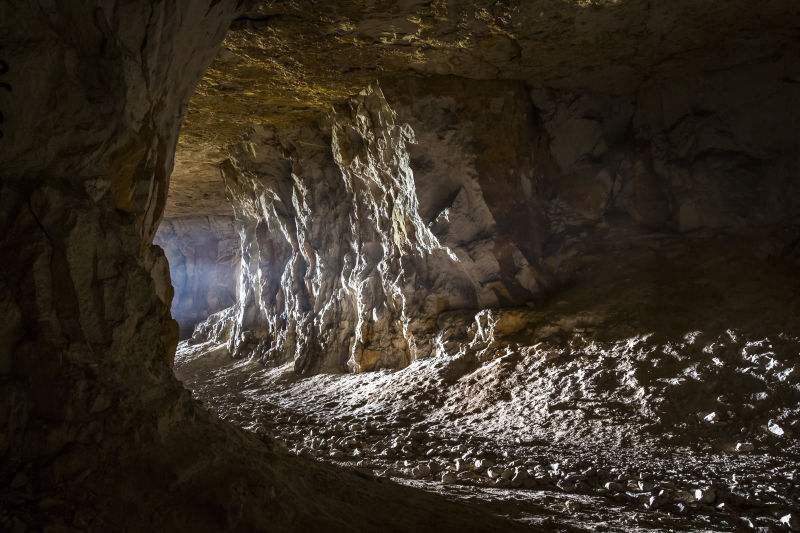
[0,0,798,529]
[213,61,800,373]
[155,216,240,338]
[0,5,541,525]
[218,84,547,373]
[0,0,240,518]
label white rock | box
[487,466,503,480]
[694,487,716,504]
[781,512,800,531]
[767,420,785,436]
[474,458,494,470]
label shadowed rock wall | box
[0,0,237,483]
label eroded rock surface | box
[177,231,800,531]
[3,0,800,531]
[217,83,544,372]
[170,0,800,216]
[170,1,800,374]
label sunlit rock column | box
[220,83,549,373]
[329,84,462,372]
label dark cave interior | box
[1,1,799,532]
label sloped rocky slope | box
[179,230,800,531]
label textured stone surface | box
[163,0,800,378]
[155,216,240,338]
[176,228,800,530]
[168,0,800,215]
[1,3,536,531]
[0,0,238,525]
[0,0,237,476]
[3,0,800,531]
[219,83,545,373]
[205,67,800,373]
[157,1,800,378]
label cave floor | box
[175,335,799,532]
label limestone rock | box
[0,3,534,532]
[217,83,545,373]
[202,64,800,374]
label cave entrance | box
[154,216,241,339]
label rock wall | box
[219,84,545,373]
[2,0,799,529]
[0,0,238,484]
[215,70,800,374]
[155,216,240,338]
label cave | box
[2,1,799,532]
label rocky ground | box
[176,339,798,532]
[175,236,800,532]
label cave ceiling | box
[167,0,798,217]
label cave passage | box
[2,1,800,532]
[154,216,241,339]
[169,2,800,528]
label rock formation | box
[2,0,800,531]
[0,2,533,531]
[201,65,800,374]
[1,0,237,477]
[215,83,545,373]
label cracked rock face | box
[3,0,800,531]
[166,1,800,377]
[0,0,237,474]
[2,4,537,532]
